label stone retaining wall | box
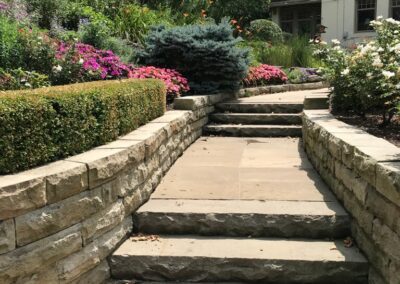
[303,110,400,284]
[238,81,328,98]
[0,93,228,284]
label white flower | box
[53,65,63,73]
[78,58,84,64]
[386,18,399,25]
[37,36,43,41]
[367,72,373,78]
[320,41,327,45]
[341,68,350,76]
[24,82,32,88]
[382,70,395,78]
[331,39,340,45]
[377,16,384,20]
[372,57,384,68]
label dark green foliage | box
[0,68,50,90]
[140,20,250,93]
[208,0,270,27]
[0,79,166,174]
[248,19,283,43]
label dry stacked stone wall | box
[0,93,229,284]
[303,110,400,284]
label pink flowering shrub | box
[52,42,132,84]
[243,64,288,87]
[52,43,189,101]
[128,66,190,100]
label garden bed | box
[336,114,400,147]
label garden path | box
[109,88,368,283]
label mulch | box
[335,114,400,147]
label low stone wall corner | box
[302,109,400,284]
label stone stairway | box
[204,91,306,137]
[109,137,368,283]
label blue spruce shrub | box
[139,19,250,93]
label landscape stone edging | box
[0,92,228,284]
[238,81,328,98]
[302,109,400,284]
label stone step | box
[210,113,302,125]
[110,236,368,283]
[134,199,350,239]
[204,124,302,137]
[216,102,303,114]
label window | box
[280,9,294,33]
[392,0,400,20]
[356,0,376,31]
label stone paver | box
[152,137,336,201]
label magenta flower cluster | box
[243,64,288,87]
[56,43,131,79]
[55,42,189,98]
[128,66,190,98]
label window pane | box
[393,0,400,7]
[358,9,375,31]
[393,7,400,20]
[281,22,293,33]
[281,10,294,21]
[358,0,375,9]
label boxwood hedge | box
[0,79,166,174]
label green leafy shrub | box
[208,0,270,27]
[115,4,172,45]
[0,15,25,69]
[0,79,166,174]
[0,68,50,90]
[248,19,283,43]
[24,0,69,29]
[316,18,400,124]
[245,37,322,68]
[140,19,250,93]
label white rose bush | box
[315,18,400,125]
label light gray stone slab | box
[15,189,104,246]
[110,236,368,283]
[0,173,46,220]
[0,224,82,284]
[67,146,144,189]
[135,199,349,238]
[376,162,400,208]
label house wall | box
[321,0,391,45]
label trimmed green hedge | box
[0,79,166,174]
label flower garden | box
[0,0,399,173]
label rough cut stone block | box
[376,162,400,208]
[174,96,209,110]
[120,124,167,158]
[334,160,368,205]
[368,267,388,284]
[15,189,103,246]
[56,218,131,283]
[0,219,15,254]
[116,164,147,198]
[343,190,373,234]
[366,188,400,235]
[67,145,143,189]
[0,174,46,220]
[71,260,110,284]
[389,260,400,284]
[81,200,125,244]
[270,84,289,93]
[372,218,400,262]
[45,161,89,204]
[123,186,144,216]
[351,220,390,279]
[0,224,82,284]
